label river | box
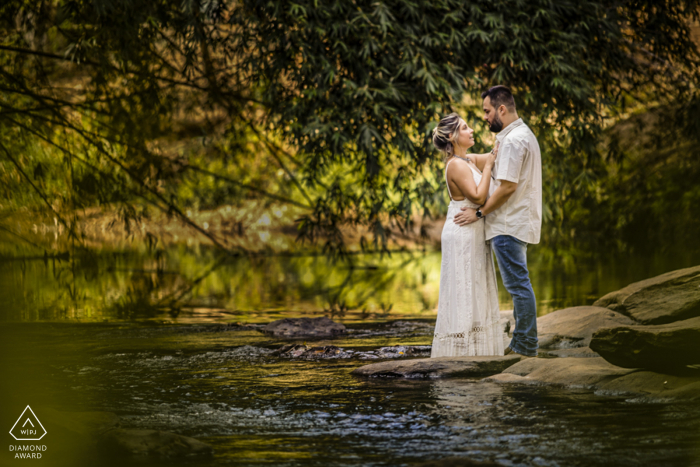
[1,245,699,466]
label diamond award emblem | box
[9,406,47,441]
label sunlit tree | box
[1,0,698,254]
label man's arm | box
[453,180,517,226]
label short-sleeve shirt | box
[485,118,542,244]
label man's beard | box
[489,114,504,133]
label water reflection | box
[2,245,700,323]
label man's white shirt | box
[485,118,542,244]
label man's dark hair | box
[481,85,516,112]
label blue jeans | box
[491,235,538,356]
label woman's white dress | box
[431,158,504,358]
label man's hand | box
[454,207,478,226]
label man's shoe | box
[516,352,535,358]
[504,346,534,358]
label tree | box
[1,0,698,254]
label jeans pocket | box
[512,237,528,248]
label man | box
[454,85,542,358]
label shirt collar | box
[495,118,524,142]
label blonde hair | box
[432,112,461,158]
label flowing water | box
[1,245,700,466]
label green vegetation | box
[1,0,699,256]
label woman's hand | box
[486,143,499,168]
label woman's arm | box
[470,143,500,171]
[448,157,495,206]
[470,153,490,172]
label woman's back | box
[445,156,483,207]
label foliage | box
[1,0,699,254]
[592,96,700,251]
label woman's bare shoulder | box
[446,157,471,173]
[446,158,474,180]
[469,153,489,171]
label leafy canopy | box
[1,0,698,253]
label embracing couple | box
[430,85,542,359]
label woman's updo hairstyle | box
[432,112,461,158]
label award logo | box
[9,406,46,441]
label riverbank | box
[0,201,444,259]
[351,265,700,402]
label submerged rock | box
[375,345,432,358]
[593,265,700,324]
[99,428,214,458]
[351,355,522,378]
[271,343,431,360]
[262,317,346,338]
[589,316,700,373]
[537,306,635,349]
[271,344,342,358]
[225,345,274,360]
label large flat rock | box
[351,355,522,379]
[595,371,700,399]
[498,356,635,388]
[537,306,635,349]
[593,265,700,324]
[485,358,700,399]
[589,316,700,373]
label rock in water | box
[351,355,522,378]
[596,371,700,399]
[590,316,700,373]
[262,317,346,338]
[537,306,635,349]
[593,265,700,324]
[485,355,700,400]
[99,429,214,458]
[493,357,636,388]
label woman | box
[430,113,504,357]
